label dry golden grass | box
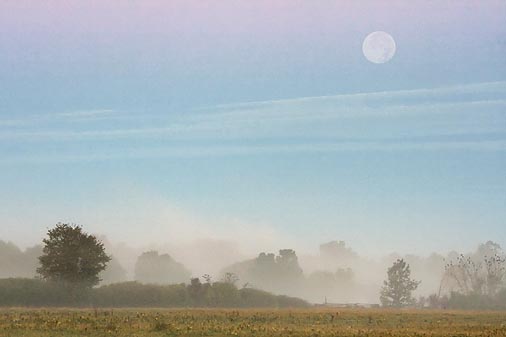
[1,307,506,336]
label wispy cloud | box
[1,82,505,163]
[0,100,503,142]
[2,140,505,165]
[197,81,506,112]
[55,109,116,119]
[0,109,117,127]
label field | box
[1,308,506,337]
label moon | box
[362,31,396,64]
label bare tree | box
[444,252,505,296]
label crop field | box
[1,308,506,337]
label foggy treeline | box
[2,234,503,305]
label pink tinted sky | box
[2,1,504,43]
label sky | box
[1,0,505,257]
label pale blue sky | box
[0,1,505,256]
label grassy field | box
[1,308,506,337]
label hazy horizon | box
[2,229,502,304]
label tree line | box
[0,223,308,308]
[0,223,505,309]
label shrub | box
[447,290,506,310]
[92,281,188,307]
[276,294,310,308]
[239,288,278,308]
[0,278,75,306]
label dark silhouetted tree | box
[380,259,420,307]
[0,241,42,278]
[223,249,304,296]
[320,241,358,260]
[187,277,204,305]
[37,223,111,290]
[276,249,303,278]
[99,256,128,285]
[134,251,191,284]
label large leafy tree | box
[380,259,420,307]
[37,223,111,289]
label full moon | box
[362,31,396,64]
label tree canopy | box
[37,223,111,289]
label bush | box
[0,278,75,306]
[276,294,310,308]
[238,288,278,308]
[93,282,188,307]
[206,282,241,307]
[447,290,506,310]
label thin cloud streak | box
[3,81,505,131]
[0,109,118,127]
[199,81,506,111]
[2,140,505,165]
[0,100,504,141]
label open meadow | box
[1,308,506,337]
